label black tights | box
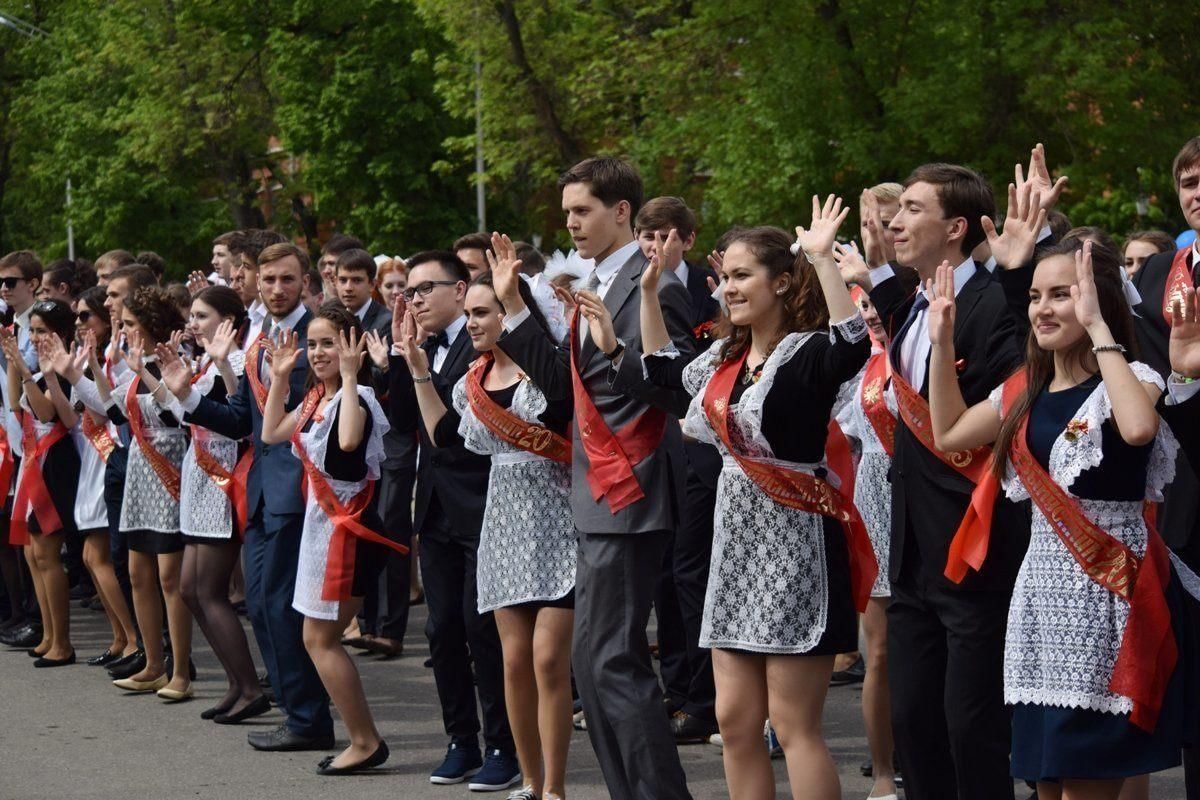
[180,540,262,712]
[0,543,30,626]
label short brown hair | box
[320,233,363,258]
[1172,137,1200,188]
[0,250,43,281]
[452,232,492,256]
[258,242,310,274]
[95,249,136,273]
[212,230,241,249]
[635,196,697,241]
[108,265,157,292]
[557,156,644,222]
[335,248,378,281]
[904,163,995,256]
[1124,230,1176,256]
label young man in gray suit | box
[500,157,696,800]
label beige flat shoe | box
[113,674,168,693]
[156,685,195,702]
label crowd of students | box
[3,137,1200,800]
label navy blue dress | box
[1010,375,1196,782]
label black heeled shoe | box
[34,650,76,668]
[213,695,272,725]
[316,741,390,776]
[87,649,120,667]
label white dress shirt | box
[241,299,268,350]
[433,315,467,374]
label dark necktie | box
[889,292,930,375]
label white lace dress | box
[992,363,1178,714]
[180,352,245,539]
[292,386,390,621]
[115,366,188,535]
[451,375,576,613]
[835,355,896,598]
[671,318,870,653]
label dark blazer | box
[359,299,392,337]
[870,264,1029,591]
[1131,248,1189,378]
[388,323,490,539]
[184,309,313,523]
[681,259,720,330]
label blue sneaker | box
[468,748,522,792]
[764,721,783,759]
[430,739,482,784]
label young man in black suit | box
[386,252,518,791]
[633,197,721,743]
[863,164,1028,800]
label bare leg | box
[1062,778,1125,800]
[1117,775,1148,800]
[192,540,262,713]
[24,544,51,654]
[532,607,574,799]
[83,532,137,655]
[127,550,165,681]
[765,654,840,800]
[1038,783,1063,800]
[158,550,192,692]
[302,599,382,768]
[861,598,895,798]
[31,533,72,659]
[714,648,774,800]
[496,607,543,795]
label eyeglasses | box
[0,277,27,290]
[402,280,459,301]
[77,310,92,323]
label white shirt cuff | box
[1037,225,1052,244]
[1166,379,1200,405]
[868,263,895,286]
[180,387,203,414]
[502,306,531,332]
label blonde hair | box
[867,182,903,203]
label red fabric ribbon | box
[860,352,896,457]
[125,377,181,501]
[702,349,878,612]
[1161,245,1194,326]
[10,413,68,546]
[568,309,666,513]
[465,353,571,464]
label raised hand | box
[156,342,194,399]
[187,270,209,297]
[487,232,524,308]
[795,194,850,259]
[1071,240,1105,334]
[338,328,367,379]
[833,240,871,288]
[1170,288,1200,379]
[982,179,1047,270]
[390,294,408,346]
[0,327,24,373]
[35,337,56,376]
[575,290,617,354]
[266,329,301,380]
[125,330,146,374]
[43,335,77,377]
[706,249,724,275]
[396,310,431,377]
[1016,143,1068,213]
[553,285,578,318]
[926,261,957,346]
[201,319,236,364]
[363,329,389,369]
[860,191,895,268]
[641,229,679,293]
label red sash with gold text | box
[244,333,269,413]
[10,413,68,545]
[1162,246,1194,326]
[465,353,570,464]
[187,359,252,536]
[569,309,666,513]
[291,386,409,602]
[703,350,878,611]
[125,377,182,501]
[860,352,896,457]
[82,412,117,464]
[946,370,1175,731]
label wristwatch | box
[604,342,625,361]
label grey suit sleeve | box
[609,280,696,414]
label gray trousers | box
[573,530,693,800]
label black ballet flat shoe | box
[201,702,235,721]
[87,649,120,667]
[316,741,390,776]
[27,648,48,658]
[34,651,76,668]
[213,695,272,725]
[108,651,147,679]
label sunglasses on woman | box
[77,310,92,323]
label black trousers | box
[361,464,415,640]
[420,503,512,753]
[653,537,690,707]
[888,562,1014,800]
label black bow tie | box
[425,330,450,351]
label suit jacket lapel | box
[579,249,644,366]
[441,323,472,379]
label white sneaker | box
[708,732,724,749]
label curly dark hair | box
[123,286,187,345]
[304,300,371,391]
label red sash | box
[1162,246,1194,326]
[244,333,269,413]
[465,353,570,464]
[81,413,117,463]
[10,413,68,545]
[860,352,896,457]
[889,353,992,483]
[125,377,182,501]
[947,370,1175,731]
[190,358,252,537]
[291,386,409,602]
[569,309,666,513]
[703,350,878,611]
[0,428,15,505]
